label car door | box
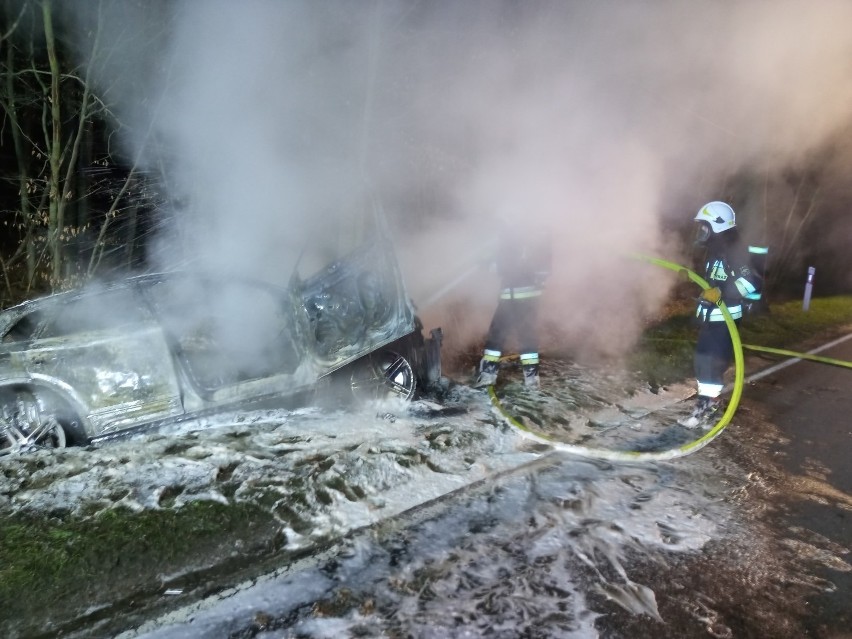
[142,274,313,408]
[18,287,184,436]
[296,235,418,375]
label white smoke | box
[66,0,852,364]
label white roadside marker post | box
[803,266,815,311]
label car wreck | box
[0,234,442,456]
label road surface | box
[741,334,852,637]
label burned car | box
[0,236,441,455]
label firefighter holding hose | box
[680,201,762,428]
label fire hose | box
[486,255,742,462]
[425,253,850,461]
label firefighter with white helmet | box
[680,201,761,428]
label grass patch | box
[629,295,852,386]
[0,501,279,638]
[738,295,852,348]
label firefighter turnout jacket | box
[696,245,760,322]
[495,227,551,300]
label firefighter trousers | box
[484,297,540,358]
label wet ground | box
[125,339,849,639]
[740,336,852,637]
[2,337,850,638]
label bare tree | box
[0,0,166,303]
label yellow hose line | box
[486,254,745,463]
[643,337,852,370]
[741,343,852,369]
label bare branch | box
[0,0,31,44]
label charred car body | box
[0,236,441,455]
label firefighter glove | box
[700,287,722,304]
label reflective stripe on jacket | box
[499,285,543,300]
[697,303,743,322]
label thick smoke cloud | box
[68,0,852,365]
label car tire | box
[350,349,417,403]
[0,388,85,455]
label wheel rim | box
[1,392,67,456]
[350,351,416,402]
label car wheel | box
[0,390,68,456]
[350,350,416,402]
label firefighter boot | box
[473,359,499,388]
[678,396,722,429]
[522,364,540,389]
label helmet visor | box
[693,221,712,245]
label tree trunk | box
[42,0,64,288]
[3,31,35,293]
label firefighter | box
[679,201,760,428]
[473,222,551,389]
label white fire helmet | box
[694,201,736,234]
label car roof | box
[0,271,295,342]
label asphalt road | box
[740,333,852,637]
